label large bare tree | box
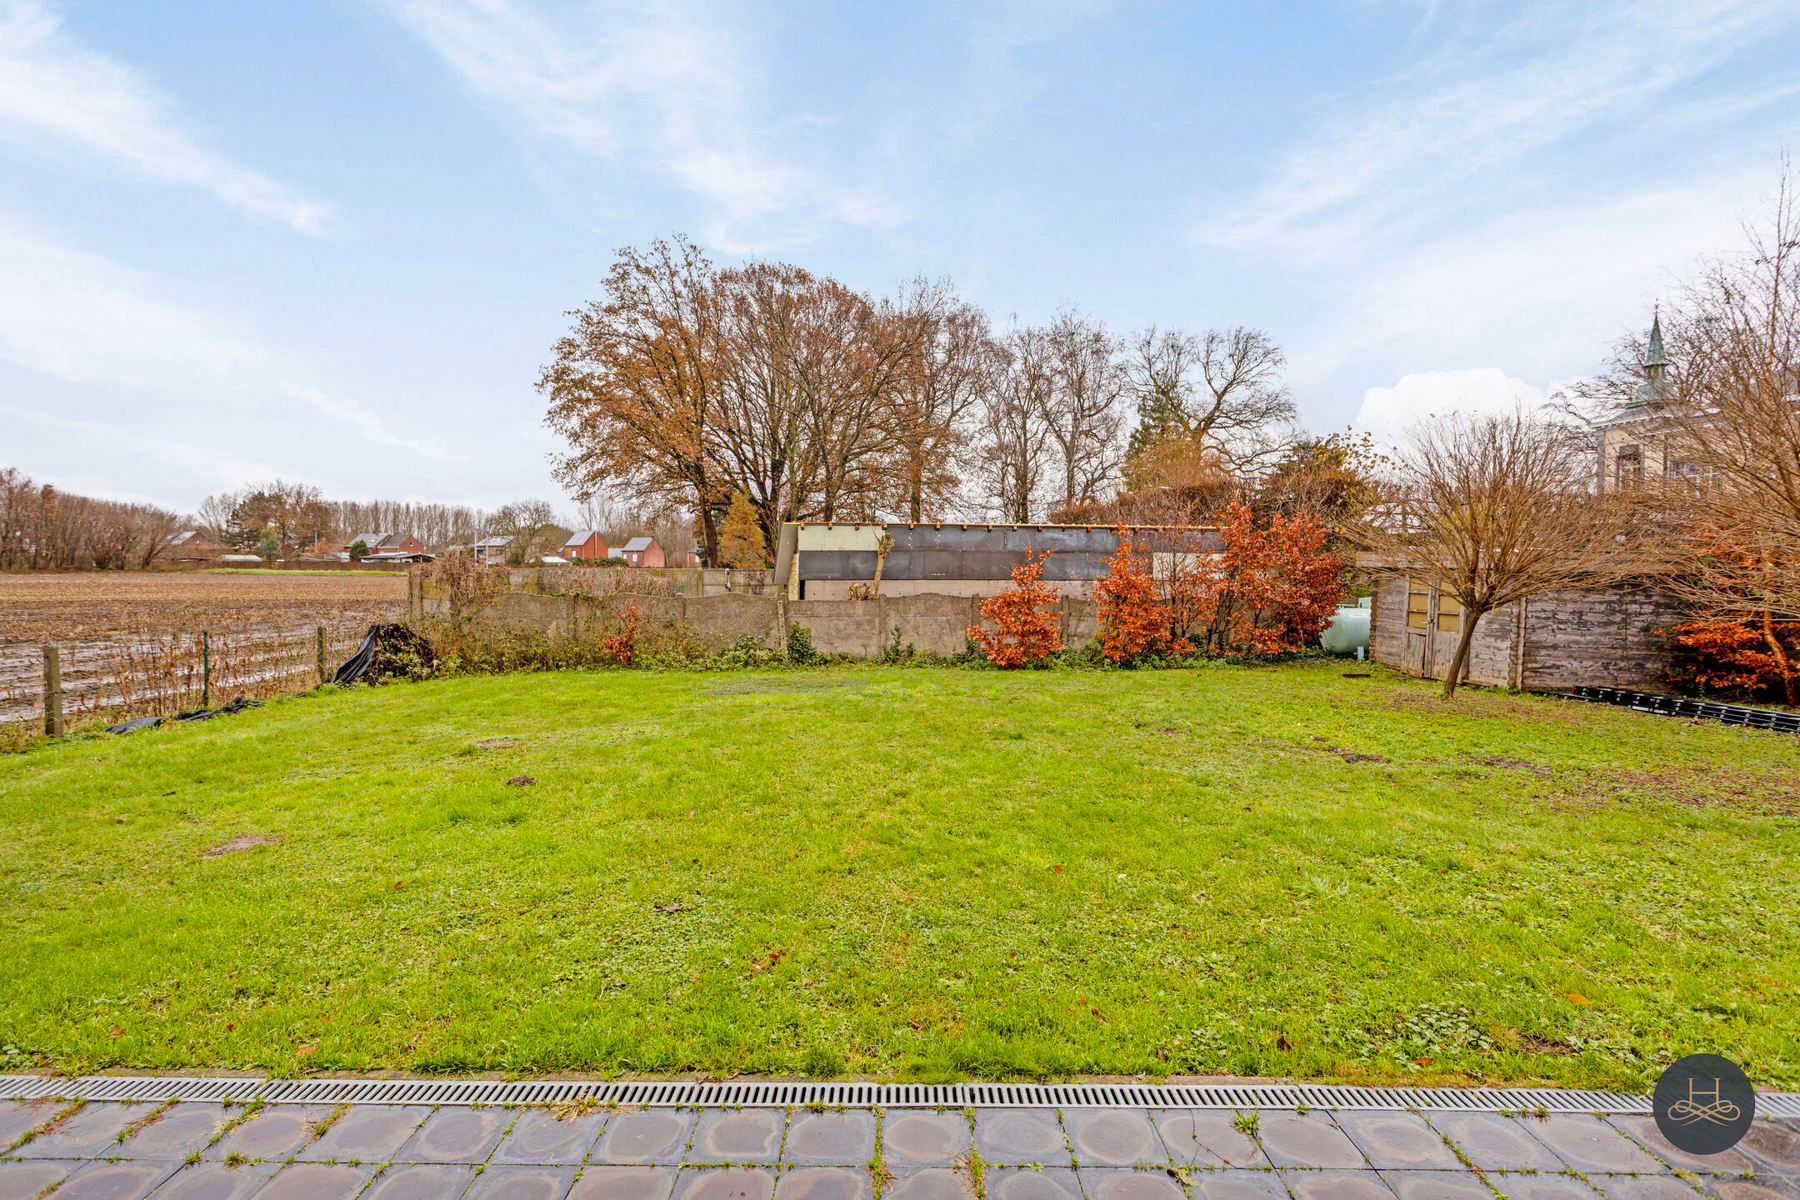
[975,323,1057,522]
[1124,325,1296,483]
[541,236,729,565]
[1040,309,1125,510]
[1659,165,1800,621]
[1352,410,1644,698]
[882,279,998,522]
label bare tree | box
[1351,410,1644,698]
[1124,325,1296,483]
[542,236,730,565]
[882,279,997,522]
[975,323,1057,522]
[1658,162,1800,620]
[1040,308,1125,509]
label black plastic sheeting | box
[1559,685,1800,734]
[107,696,260,735]
[332,622,434,686]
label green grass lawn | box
[1,662,1795,1089]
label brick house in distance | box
[561,530,610,561]
[168,531,220,561]
[348,531,424,557]
[616,536,663,567]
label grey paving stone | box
[1427,1113,1567,1173]
[1186,1171,1291,1199]
[773,1166,873,1199]
[50,1160,178,1200]
[971,1111,1066,1166]
[142,1161,278,1200]
[467,1164,580,1199]
[1062,1111,1163,1168]
[1333,1111,1462,1171]
[782,1112,875,1167]
[20,1102,152,1158]
[1531,1117,1664,1175]
[591,1109,694,1166]
[363,1162,479,1199]
[1282,1169,1398,1199]
[1381,1169,1495,1199]
[673,1166,776,1199]
[1253,1112,1368,1170]
[1488,1172,1604,1200]
[295,1105,427,1163]
[1707,1179,1800,1200]
[0,1100,61,1149]
[691,1111,784,1163]
[0,1160,69,1200]
[980,1166,1081,1198]
[1739,1122,1800,1175]
[884,1167,973,1198]
[118,1104,229,1160]
[401,1108,513,1164]
[1080,1167,1187,1198]
[490,1109,605,1166]
[1153,1112,1266,1169]
[203,1105,338,1162]
[568,1165,676,1199]
[254,1162,374,1200]
[1588,1174,1708,1199]
[1608,1116,1753,1176]
[880,1113,971,1170]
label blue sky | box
[3,0,1797,514]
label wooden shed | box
[1368,572,1683,691]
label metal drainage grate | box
[5,1075,1798,1117]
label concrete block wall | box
[425,581,1095,659]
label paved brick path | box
[1,1098,1795,1199]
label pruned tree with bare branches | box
[1351,410,1645,698]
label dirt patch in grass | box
[1254,736,1390,764]
[1594,768,1800,816]
[1514,1032,1578,1056]
[203,835,282,858]
[1474,755,1552,776]
[476,737,521,750]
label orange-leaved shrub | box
[602,601,640,665]
[966,550,1063,667]
[1094,501,1345,664]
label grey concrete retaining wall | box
[425,585,1097,658]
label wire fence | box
[2,620,373,743]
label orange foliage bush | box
[1668,616,1800,705]
[602,601,640,665]
[967,551,1063,667]
[1094,502,1345,664]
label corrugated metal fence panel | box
[6,1075,1795,1116]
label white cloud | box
[1355,367,1547,448]
[0,214,449,461]
[1200,0,1793,263]
[1296,160,1774,395]
[387,0,902,251]
[0,0,328,233]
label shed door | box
[1404,579,1431,676]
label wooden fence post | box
[201,629,211,710]
[42,644,63,737]
[316,625,329,685]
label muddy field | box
[1,571,408,727]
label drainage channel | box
[5,1076,1798,1117]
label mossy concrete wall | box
[425,584,1097,657]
